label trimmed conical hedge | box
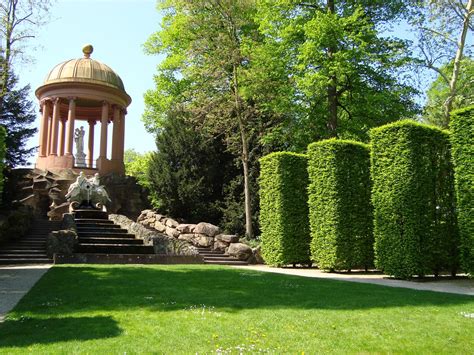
[450,106,474,276]
[259,152,310,266]
[370,120,459,279]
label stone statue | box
[74,127,85,154]
[66,172,111,211]
[74,127,86,167]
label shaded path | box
[0,265,52,322]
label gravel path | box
[0,265,52,322]
[233,265,474,296]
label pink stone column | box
[50,98,61,156]
[88,120,96,168]
[38,100,51,157]
[111,105,121,160]
[99,101,109,159]
[65,98,76,156]
[46,106,54,156]
[59,118,66,156]
[119,109,126,160]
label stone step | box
[203,259,248,265]
[76,224,122,229]
[199,251,225,257]
[73,210,108,220]
[0,253,49,258]
[76,244,155,254]
[0,249,46,254]
[77,231,136,238]
[0,258,53,265]
[78,237,144,245]
[202,255,240,262]
[75,219,114,224]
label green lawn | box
[0,265,473,354]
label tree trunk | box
[444,0,473,124]
[1,0,16,100]
[233,64,253,238]
[326,0,338,137]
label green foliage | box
[424,58,474,128]
[450,106,474,276]
[0,206,33,245]
[307,139,373,271]
[370,120,459,279]
[259,152,310,266]
[0,125,5,201]
[147,110,235,224]
[255,0,420,148]
[124,149,153,189]
[0,62,37,167]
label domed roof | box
[42,45,125,91]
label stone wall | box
[109,214,199,256]
[136,210,263,263]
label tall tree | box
[424,58,474,127]
[0,0,51,100]
[144,0,276,237]
[413,0,473,126]
[147,110,236,224]
[0,62,36,168]
[0,61,36,167]
[255,0,420,147]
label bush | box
[0,205,33,245]
[307,139,373,271]
[259,152,310,266]
[370,120,459,279]
[450,106,474,276]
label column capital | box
[88,119,97,126]
[102,100,109,107]
[67,96,77,102]
[52,97,61,104]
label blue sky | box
[17,0,162,165]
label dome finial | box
[82,44,93,58]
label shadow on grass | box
[0,316,121,347]
[8,265,472,317]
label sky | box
[16,0,163,166]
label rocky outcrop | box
[46,230,78,258]
[228,243,253,261]
[109,214,199,256]
[46,212,78,258]
[136,210,263,263]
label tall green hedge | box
[307,139,373,271]
[370,120,459,279]
[259,152,310,266]
[450,106,474,276]
[0,126,6,203]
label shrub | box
[370,120,459,279]
[259,152,310,266]
[307,139,373,271]
[450,106,474,276]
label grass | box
[0,265,473,354]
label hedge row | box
[370,120,459,279]
[259,152,310,266]
[450,106,474,276]
[0,126,5,203]
[307,139,373,271]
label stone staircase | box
[197,247,248,265]
[74,209,155,256]
[0,219,61,265]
